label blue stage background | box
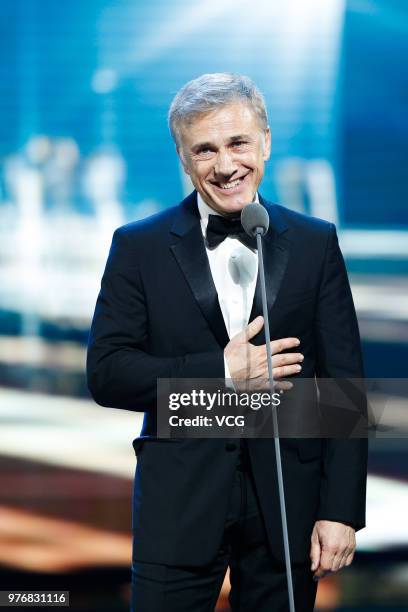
[0,1,407,610]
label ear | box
[177,145,191,176]
[263,127,271,161]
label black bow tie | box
[206,214,257,250]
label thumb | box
[244,315,264,341]
[310,536,321,572]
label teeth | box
[219,178,242,190]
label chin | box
[214,200,245,216]
[225,194,253,210]
[212,191,252,210]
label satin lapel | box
[170,192,230,349]
[249,198,291,345]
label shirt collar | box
[197,191,260,233]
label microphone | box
[241,202,296,612]
[241,202,269,237]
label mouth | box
[210,172,250,194]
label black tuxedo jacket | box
[86,191,368,567]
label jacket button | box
[225,442,237,452]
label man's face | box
[177,102,271,216]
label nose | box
[214,149,237,178]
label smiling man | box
[87,73,368,611]
[176,101,270,214]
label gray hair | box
[168,73,268,146]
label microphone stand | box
[256,228,296,612]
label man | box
[87,73,368,611]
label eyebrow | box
[229,134,251,143]
[192,134,251,152]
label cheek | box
[187,167,205,183]
[241,151,262,169]
[253,155,266,172]
[201,168,217,184]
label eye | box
[231,140,247,148]
[194,147,215,159]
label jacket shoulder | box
[266,202,336,247]
[114,204,179,243]
[113,190,197,245]
[273,203,334,234]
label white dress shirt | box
[197,192,259,379]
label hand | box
[224,315,303,386]
[310,520,356,581]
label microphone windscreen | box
[241,203,269,237]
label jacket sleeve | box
[86,227,224,412]
[314,223,368,532]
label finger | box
[343,536,355,569]
[272,353,303,368]
[270,337,300,355]
[319,548,336,575]
[338,539,355,571]
[331,549,347,572]
[345,552,354,566]
[242,316,264,342]
[273,364,302,379]
[246,379,294,393]
[274,380,293,393]
[338,532,355,570]
[336,550,350,572]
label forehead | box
[179,102,261,146]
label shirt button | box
[225,442,237,452]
